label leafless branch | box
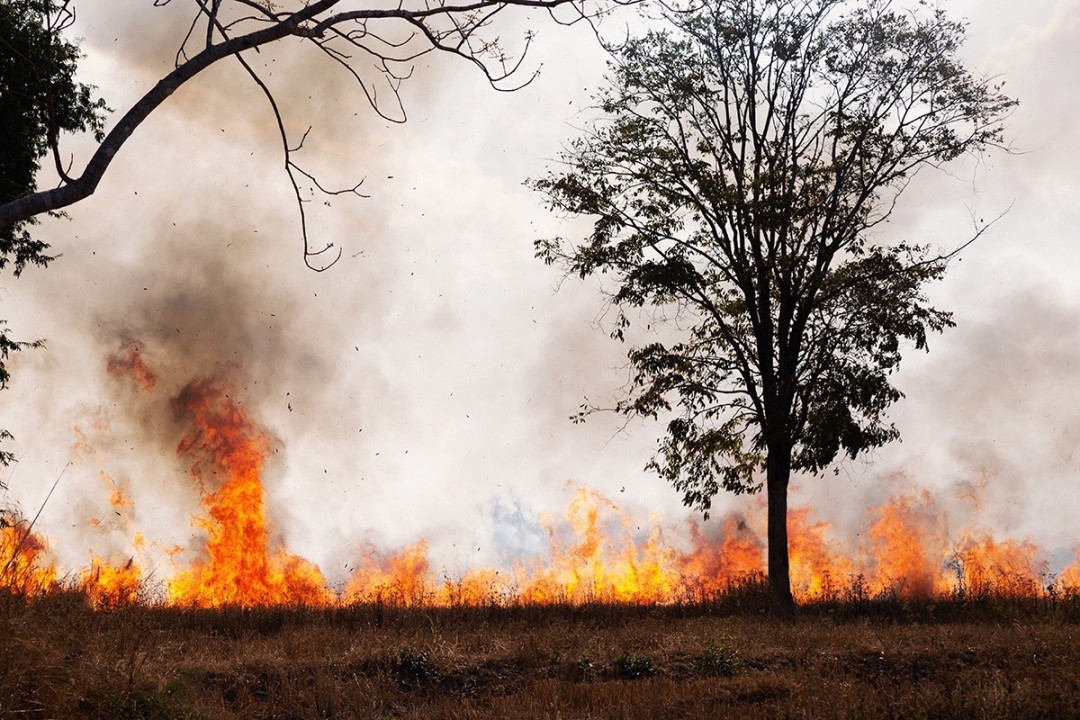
[1,0,633,268]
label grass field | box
[3,589,1080,719]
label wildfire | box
[1060,552,1080,590]
[947,535,1046,599]
[0,516,58,596]
[81,557,141,609]
[865,492,949,598]
[166,379,334,608]
[515,487,681,604]
[3,341,1078,609]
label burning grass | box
[6,343,1073,611]
[5,342,1080,716]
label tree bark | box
[766,447,794,609]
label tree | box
[1,0,107,275]
[0,0,105,467]
[532,0,1015,606]
[0,0,616,271]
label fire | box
[81,557,141,608]
[1060,552,1080,591]
[786,507,854,600]
[947,535,1046,599]
[514,486,681,604]
[106,342,157,391]
[343,541,441,606]
[166,379,334,608]
[0,516,58,596]
[864,492,949,598]
[6,340,1078,609]
[679,514,765,599]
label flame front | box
[865,492,949,598]
[5,342,1078,609]
[81,557,141,608]
[515,487,680,604]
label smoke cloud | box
[1,0,1078,584]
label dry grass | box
[3,590,1080,719]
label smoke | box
[0,0,1077,583]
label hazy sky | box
[2,0,1078,580]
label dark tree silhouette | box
[532,0,1016,606]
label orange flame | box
[165,379,333,608]
[513,487,681,604]
[786,506,854,600]
[12,342,1076,609]
[81,557,141,609]
[678,514,765,600]
[106,343,157,391]
[947,534,1046,598]
[0,517,58,596]
[1060,552,1080,591]
[864,492,949,598]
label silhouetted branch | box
[1,0,632,268]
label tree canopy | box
[532,0,1016,605]
[0,0,104,467]
[0,0,107,274]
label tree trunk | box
[766,448,794,609]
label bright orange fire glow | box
[1060,552,1080,591]
[676,514,765,601]
[3,343,1076,609]
[947,534,1046,598]
[81,557,141,609]
[865,492,949,598]
[1,518,58,596]
[512,487,680,604]
[165,379,334,608]
[785,507,854,600]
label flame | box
[786,507,854,600]
[78,477,145,608]
[165,379,333,608]
[947,534,1046,598]
[81,557,141,609]
[343,541,439,606]
[106,343,157,391]
[0,517,58,596]
[864,492,949,598]
[9,341,1077,609]
[513,486,681,604]
[678,514,765,600]
[1060,552,1080,591]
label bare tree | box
[0,0,619,270]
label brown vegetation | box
[3,589,1080,719]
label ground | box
[3,592,1080,719]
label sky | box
[1,0,1078,582]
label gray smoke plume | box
[1,0,1078,581]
